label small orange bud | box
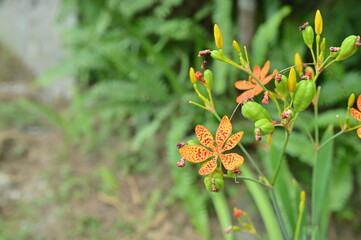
[315,10,323,35]
[214,24,224,49]
[233,208,243,218]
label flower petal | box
[261,69,278,85]
[179,145,214,163]
[234,80,256,90]
[195,125,215,149]
[252,65,261,79]
[260,60,271,79]
[236,90,257,103]
[350,108,361,121]
[198,158,217,175]
[222,131,244,152]
[220,153,244,170]
[357,128,361,138]
[357,94,361,111]
[216,116,232,149]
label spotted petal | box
[195,125,215,149]
[198,158,217,175]
[179,145,214,163]
[357,94,361,111]
[222,131,244,152]
[216,116,232,149]
[350,108,361,121]
[357,128,361,138]
[220,153,244,170]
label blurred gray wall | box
[0,0,73,100]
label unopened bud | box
[233,208,243,218]
[348,93,356,107]
[189,67,196,84]
[214,24,224,49]
[288,67,296,92]
[232,40,241,53]
[262,91,269,104]
[176,158,186,167]
[315,10,323,35]
[195,71,206,83]
[294,53,303,73]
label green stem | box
[238,142,266,178]
[318,130,343,150]
[271,131,290,186]
[293,194,305,240]
[269,189,291,240]
[233,176,272,188]
[314,100,319,147]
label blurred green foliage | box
[18,0,360,239]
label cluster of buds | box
[224,208,258,237]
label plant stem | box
[318,130,343,150]
[238,142,266,178]
[271,131,290,186]
[269,189,291,240]
[233,176,272,188]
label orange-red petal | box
[357,94,361,111]
[357,128,361,138]
[234,80,256,90]
[198,158,217,175]
[216,116,232,149]
[222,131,244,152]
[260,60,271,79]
[261,69,278,85]
[252,65,261,80]
[350,108,361,121]
[220,153,244,170]
[195,125,215,149]
[236,89,257,103]
[179,145,214,163]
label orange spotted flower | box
[234,60,277,103]
[350,94,361,138]
[179,116,244,175]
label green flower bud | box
[348,93,355,107]
[275,74,289,98]
[293,80,316,112]
[232,40,241,53]
[242,101,272,122]
[254,118,275,136]
[302,25,314,49]
[204,173,224,192]
[211,49,226,62]
[203,70,214,88]
[335,35,359,61]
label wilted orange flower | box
[234,61,277,103]
[179,116,244,175]
[350,94,361,138]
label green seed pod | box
[293,80,316,112]
[275,74,289,97]
[302,25,314,49]
[204,173,224,192]
[203,70,214,88]
[335,35,359,61]
[241,101,272,122]
[254,118,275,136]
[211,49,226,62]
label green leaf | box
[311,125,334,240]
[252,6,292,65]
